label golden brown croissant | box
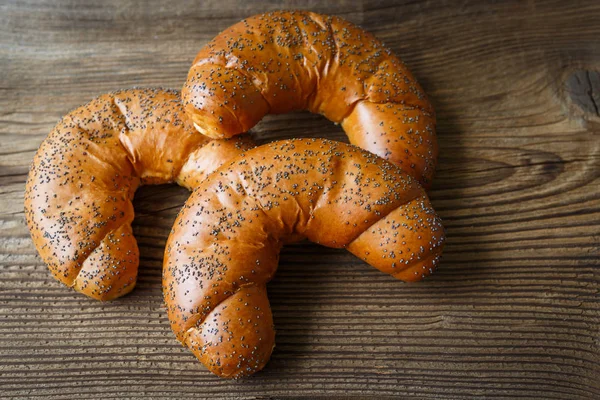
[163,138,445,378]
[24,88,254,301]
[182,11,437,187]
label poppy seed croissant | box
[163,138,445,378]
[25,88,254,300]
[183,11,437,187]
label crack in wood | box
[566,69,600,117]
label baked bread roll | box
[25,88,254,301]
[183,11,437,187]
[163,138,445,378]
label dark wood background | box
[1,0,599,398]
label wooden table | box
[1,1,599,398]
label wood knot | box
[565,69,600,117]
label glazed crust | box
[182,11,437,186]
[24,88,254,301]
[163,138,445,378]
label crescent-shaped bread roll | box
[183,11,437,186]
[25,88,254,301]
[163,138,445,378]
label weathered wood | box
[1,0,599,398]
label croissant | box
[24,88,254,301]
[182,10,437,187]
[163,138,445,378]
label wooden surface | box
[1,0,599,398]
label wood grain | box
[1,0,599,398]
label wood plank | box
[1,0,599,398]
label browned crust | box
[164,138,445,378]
